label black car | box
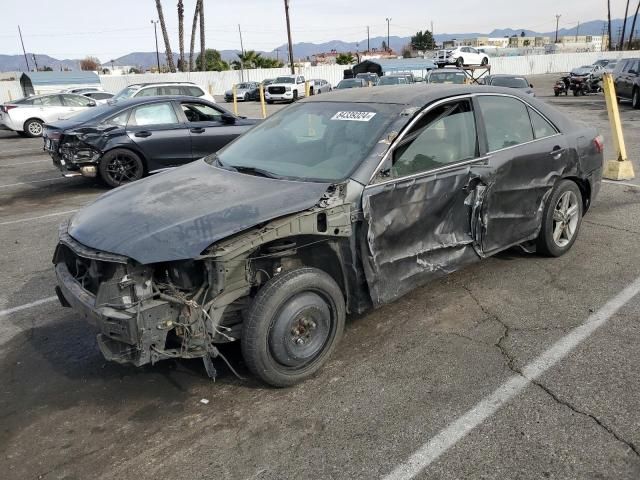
[54,85,603,387]
[613,57,640,108]
[43,96,258,187]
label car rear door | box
[361,97,485,306]
[126,100,192,168]
[470,94,571,255]
[178,100,244,159]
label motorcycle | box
[569,74,601,96]
[554,75,570,96]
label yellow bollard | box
[305,81,310,97]
[232,84,238,116]
[259,84,267,119]
[602,73,635,180]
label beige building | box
[558,35,609,51]
[508,36,550,48]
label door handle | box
[549,147,565,159]
[190,127,205,134]
[135,131,152,138]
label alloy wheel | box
[27,121,43,136]
[552,191,580,247]
[104,152,142,185]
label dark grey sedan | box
[43,96,258,187]
[485,74,535,96]
[54,85,603,387]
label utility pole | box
[284,0,295,74]
[386,17,392,52]
[555,14,561,43]
[575,21,580,42]
[617,26,623,50]
[431,20,435,49]
[238,24,245,81]
[367,26,370,53]
[151,20,160,72]
[18,25,30,71]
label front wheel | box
[632,88,640,109]
[241,267,346,387]
[291,90,299,103]
[536,180,583,257]
[481,57,488,66]
[98,148,145,188]
[456,57,464,68]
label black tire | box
[632,88,640,109]
[554,91,560,97]
[241,267,346,387]
[267,100,274,104]
[243,93,249,102]
[572,89,579,96]
[481,57,488,66]
[291,90,298,103]
[536,180,583,257]
[437,64,444,69]
[23,118,44,138]
[456,57,464,68]
[98,148,145,188]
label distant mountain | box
[0,15,636,72]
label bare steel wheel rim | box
[28,121,42,136]
[105,152,140,185]
[552,191,579,247]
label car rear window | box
[477,95,534,151]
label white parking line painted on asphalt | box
[0,210,78,226]
[0,159,49,167]
[0,177,66,188]
[0,296,58,317]
[382,276,640,480]
[603,180,640,189]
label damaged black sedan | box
[54,85,603,387]
[43,96,257,187]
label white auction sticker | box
[331,111,377,122]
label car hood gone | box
[68,160,331,264]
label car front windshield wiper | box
[212,155,281,179]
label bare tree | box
[155,0,176,72]
[621,0,631,51]
[608,0,613,50]
[177,0,185,71]
[80,56,100,71]
[188,0,200,71]
[199,0,206,71]
[628,1,640,49]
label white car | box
[265,75,307,103]
[0,93,97,137]
[435,46,489,68]
[310,78,332,94]
[111,82,215,103]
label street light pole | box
[284,0,295,74]
[555,14,561,43]
[386,18,392,52]
[151,20,160,72]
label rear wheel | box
[241,267,346,387]
[243,93,249,102]
[23,118,43,138]
[98,148,145,188]
[456,57,464,67]
[536,180,583,257]
[481,57,488,66]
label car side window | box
[528,108,557,139]
[103,110,129,127]
[130,102,178,126]
[391,99,478,178]
[181,102,222,122]
[62,95,91,107]
[477,95,534,151]
[36,95,63,106]
[136,87,161,97]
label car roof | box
[489,74,528,78]
[105,95,213,108]
[128,82,197,88]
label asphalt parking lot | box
[2,75,640,480]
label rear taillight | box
[1,105,18,113]
[594,135,604,154]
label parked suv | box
[112,82,215,103]
[265,75,306,103]
[614,58,640,109]
[435,46,489,68]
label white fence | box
[0,51,635,103]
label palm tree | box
[608,0,613,50]
[628,1,640,49]
[188,0,200,71]
[621,0,632,51]
[199,0,205,71]
[155,0,176,72]
[177,0,185,71]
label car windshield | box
[429,72,466,84]
[112,86,139,101]
[275,77,295,84]
[378,77,402,85]
[237,83,252,89]
[336,79,362,88]
[207,102,399,182]
[490,77,529,88]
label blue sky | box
[0,0,627,61]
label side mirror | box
[87,101,97,107]
[221,113,236,124]
[530,83,534,88]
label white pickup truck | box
[265,74,307,104]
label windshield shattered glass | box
[206,102,400,182]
